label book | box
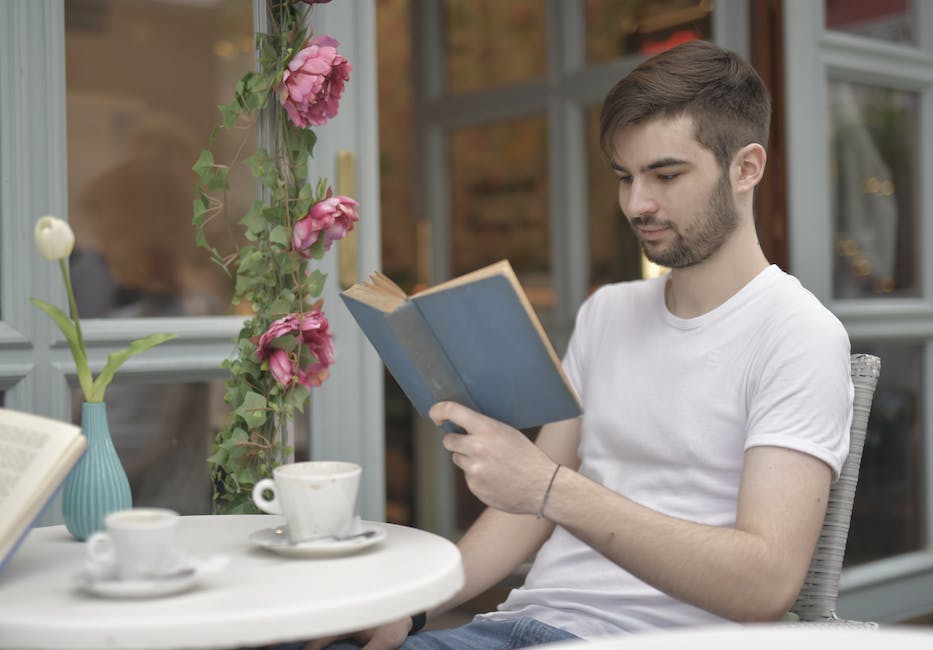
[340,260,582,433]
[0,408,87,574]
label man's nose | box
[623,180,658,217]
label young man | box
[309,38,853,650]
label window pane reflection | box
[845,342,926,566]
[825,0,914,45]
[448,115,553,330]
[829,81,918,299]
[585,106,642,291]
[444,0,547,94]
[72,381,223,514]
[65,0,255,319]
[585,0,711,65]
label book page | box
[343,272,408,313]
[0,410,86,566]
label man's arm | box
[304,416,582,650]
[433,402,832,622]
[430,415,583,618]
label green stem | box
[59,258,86,356]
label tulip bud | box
[34,215,75,261]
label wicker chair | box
[788,353,882,627]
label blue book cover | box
[340,260,582,433]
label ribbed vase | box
[62,402,133,540]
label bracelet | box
[409,612,427,635]
[536,464,562,519]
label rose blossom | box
[257,310,334,388]
[292,195,359,257]
[277,35,351,128]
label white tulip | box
[34,215,75,261]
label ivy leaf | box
[235,391,268,429]
[244,149,277,188]
[193,150,230,191]
[269,225,291,248]
[307,270,327,297]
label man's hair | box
[599,40,771,170]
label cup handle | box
[85,531,115,567]
[251,478,281,515]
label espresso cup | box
[251,461,361,544]
[85,508,180,580]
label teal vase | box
[62,402,133,540]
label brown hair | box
[599,40,771,170]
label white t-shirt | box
[480,265,853,638]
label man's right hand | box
[303,616,413,650]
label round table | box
[0,515,464,650]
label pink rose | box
[277,35,351,128]
[257,310,334,388]
[293,195,359,257]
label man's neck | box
[664,227,770,319]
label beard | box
[628,172,738,269]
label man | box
[310,38,853,650]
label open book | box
[0,408,87,573]
[341,260,582,433]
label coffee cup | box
[251,461,361,544]
[85,508,180,580]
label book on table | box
[0,408,87,574]
[340,259,582,433]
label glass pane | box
[444,0,547,94]
[829,81,918,299]
[585,106,643,291]
[845,342,926,566]
[585,0,711,65]
[825,0,914,45]
[72,381,223,515]
[448,115,553,329]
[65,0,255,318]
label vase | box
[62,401,133,540]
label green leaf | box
[269,224,291,248]
[244,149,277,188]
[88,333,177,402]
[307,270,327,297]
[30,297,94,400]
[235,391,268,429]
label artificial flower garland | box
[193,0,358,513]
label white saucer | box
[75,553,230,599]
[249,524,386,558]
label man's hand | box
[429,401,558,515]
[303,616,412,650]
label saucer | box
[75,553,230,599]
[248,524,386,558]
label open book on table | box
[0,408,87,574]
[340,259,582,433]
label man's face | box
[610,116,738,269]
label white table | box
[0,515,464,650]
[546,624,933,650]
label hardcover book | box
[0,408,87,574]
[340,260,582,433]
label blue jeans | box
[298,617,578,649]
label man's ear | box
[732,143,767,193]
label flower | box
[292,195,359,256]
[257,311,334,388]
[30,216,175,403]
[277,35,351,128]
[35,215,75,261]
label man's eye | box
[659,173,680,182]
[617,175,633,185]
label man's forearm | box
[428,506,554,618]
[541,447,832,621]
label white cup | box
[251,461,361,544]
[85,508,180,580]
